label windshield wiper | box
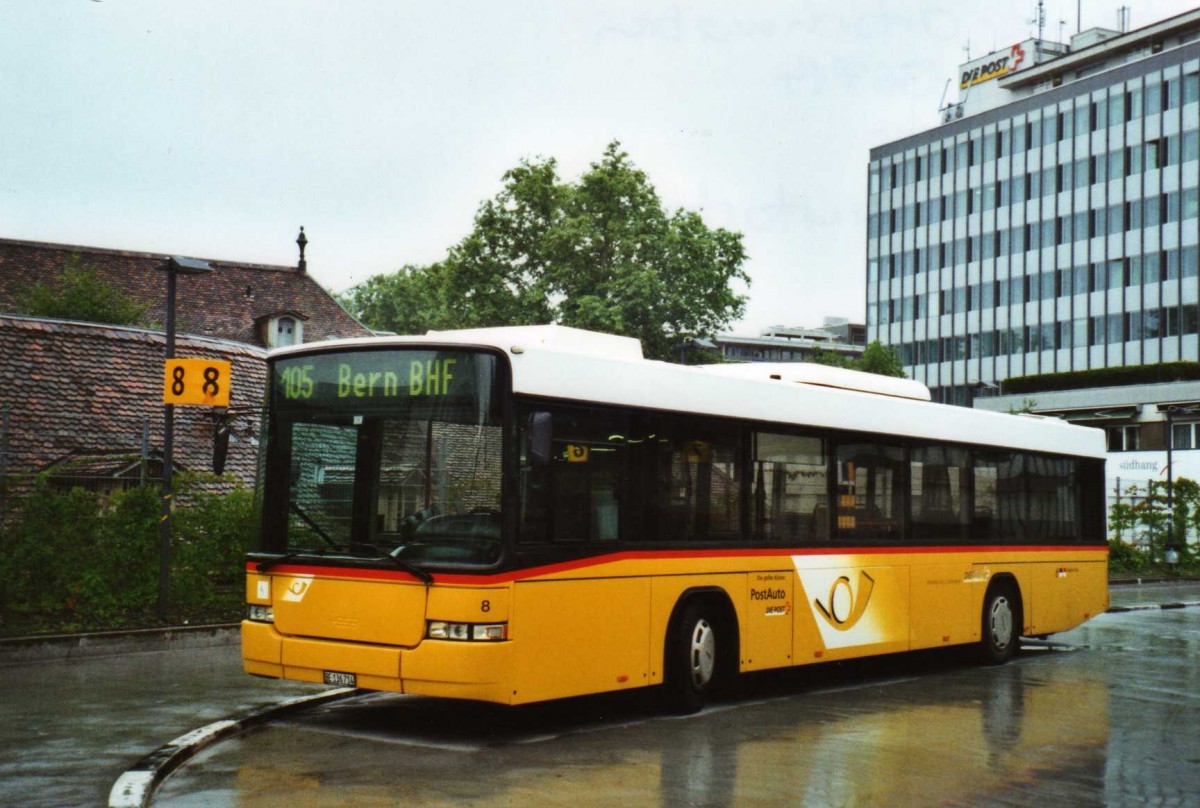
[289,502,340,548]
[256,540,432,583]
[256,546,338,573]
[256,504,346,572]
[339,542,434,585]
[377,547,433,584]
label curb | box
[1109,577,1200,586]
[108,686,361,808]
[1107,600,1200,613]
[0,624,240,665]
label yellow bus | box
[243,325,1108,712]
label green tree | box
[855,340,905,377]
[339,265,452,335]
[18,253,148,325]
[1109,478,1199,571]
[343,142,749,360]
[807,349,852,370]
[806,341,905,377]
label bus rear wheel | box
[978,582,1021,665]
[665,600,720,714]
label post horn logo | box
[1010,43,1026,71]
[814,571,876,631]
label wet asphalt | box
[0,632,324,807]
[0,581,1197,807]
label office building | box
[715,319,866,364]
[866,9,1200,405]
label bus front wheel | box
[665,600,721,714]
[978,582,1021,665]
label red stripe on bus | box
[247,543,1107,586]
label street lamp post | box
[159,256,212,619]
[1165,406,1177,566]
[1161,403,1200,567]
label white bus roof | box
[274,325,1106,459]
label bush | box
[1107,537,1150,574]
[0,483,101,618]
[17,253,149,326]
[171,479,257,621]
[0,475,254,635]
[1108,477,1200,575]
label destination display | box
[272,349,498,416]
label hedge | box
[0,473,254,636]
[1002,361,1200,395]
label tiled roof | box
[0,237,371,347]
[0,315,266,489]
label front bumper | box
[241,620,515,704]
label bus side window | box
[519,404,625,544]
[835,442,907,544]
[1027,455,1077,542]
[518,410,550,544]
[552,436,621,543]
[976,450,1023,543]
[629,416,741,543]
[974,450,1081,545]
[910,445,969,543]
[753,432,827,544]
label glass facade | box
[867,49,1200,406]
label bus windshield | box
[257,348,504,568]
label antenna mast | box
[1118,6,1131,33]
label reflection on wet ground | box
[0,644,324,808]
[2,583,1198,807]
[157,607,1200,807]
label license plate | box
[323,670,356,687]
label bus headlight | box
[248,604,275,623]
[427,621,507,641]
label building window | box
[1167,77,1181,110]
[276,317,298,347]
[1172,422,1199,450]
[265,314,305,348]
[1106,425,1141,452]
[1185,72,1200,105]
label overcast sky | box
[3,1,1196,334]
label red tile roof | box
[0,314,266,490]
[0,237,371,347]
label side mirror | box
[528,411,552,466]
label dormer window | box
[276,316,298,347]
[260,311,308,348]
